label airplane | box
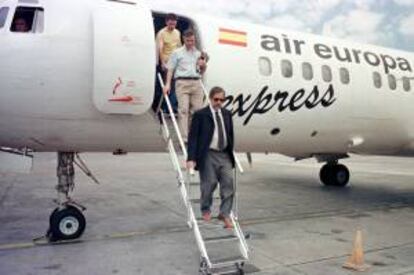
[1,0,414,241]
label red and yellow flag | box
[218,28,247,47]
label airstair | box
[156,74,249,275]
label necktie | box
[215,111,225,151]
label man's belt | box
[175,77,201,80]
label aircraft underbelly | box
[0,112,165,152]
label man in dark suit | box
[187,86,235,229]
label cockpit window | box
[11,6,44,33]
[0,7,9,29]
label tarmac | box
[0,152,413,274]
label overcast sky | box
[148,0,414,52]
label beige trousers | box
[175,79,204,141]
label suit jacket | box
[187,106,235,171]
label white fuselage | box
[1,0,414,159]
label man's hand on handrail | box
[163,84,170,95]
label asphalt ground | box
[0,153,413,274]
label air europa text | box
[261,34,412,74]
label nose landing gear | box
[45,152,97,242]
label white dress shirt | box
[209,105,227,150]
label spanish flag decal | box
[219,28,247,47]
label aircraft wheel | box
[320,164,350,187]
[48,205,86,241]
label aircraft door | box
[92,4,155,115]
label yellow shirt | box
[156,27,182,64]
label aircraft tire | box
[48,205,86,241]
[320,164,350,187]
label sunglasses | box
[213,98,225,102]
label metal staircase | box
[156,74,249,275]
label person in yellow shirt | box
[156,13,182,114]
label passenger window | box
[302,62,313,80]
[388,74,397,90]
[11,6,44,33]
[281,60,293,78]
[0,7,9,29]
[373,72,382,88]
[403,77,411,92]
[339,68,350,84]
[322,65,332,82]
[258,57,272,76]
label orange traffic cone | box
[343,229,370,272]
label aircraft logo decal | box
[108,77,143,105]
[112,77,122,95]
[219,28,247,47]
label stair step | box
[197,221,227,229]
[208,266,242,275]
[196,216,221,222]
[213,268,242,275]
[211,256,246,269]
[204,235,238,244]
[190,197,220,204]
[163,115,178,122]
[189,181,200,186]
